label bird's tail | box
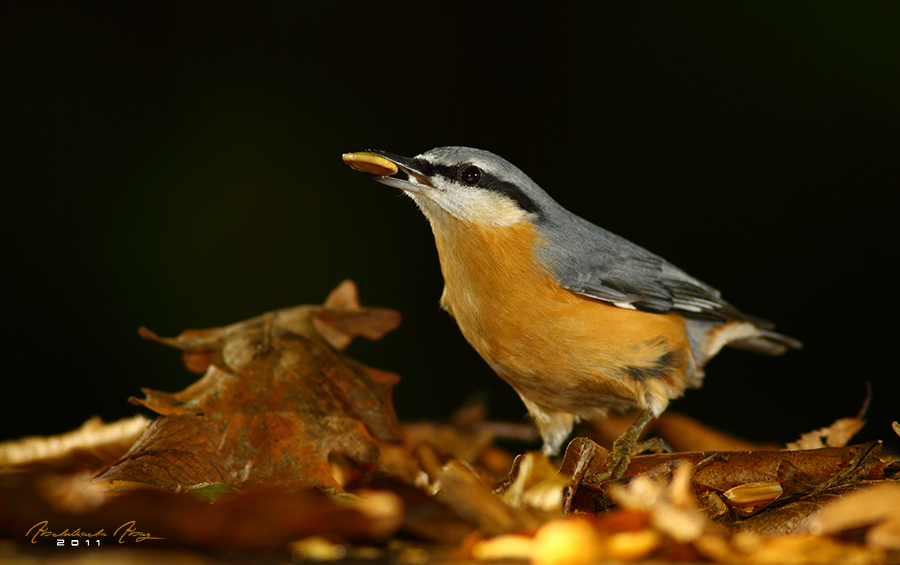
[727,329,802,356]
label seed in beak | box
[342,152,399,177]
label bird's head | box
[343,146,553,228]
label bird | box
[342,146,801,479]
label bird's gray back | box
[422,146,760,324]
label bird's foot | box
[593,409,667,482]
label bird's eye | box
[461,165,482,185]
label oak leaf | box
[96,280,402,490]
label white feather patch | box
[705,322,762,359]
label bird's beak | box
[342,150,435,193]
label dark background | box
[3,3,897,450]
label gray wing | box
[537,211,772,327]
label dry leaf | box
[415,444,547,536]
[499,452,572,513]
[732,480,887,537]
[96,281,402,490]
[312,279,402,351]
[372,395,522,487]
[401,422,496,468]
[0,473,403,549]
[0,415,149,472]
[559,435,888,526]
[357,473,478,544]
[810,481,900,550]
[628,442,884,490]
[3,278,897,563]
[786,417,866,450]
[607,463,708,543]
[563,437,884,489]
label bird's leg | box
[594,409,669,482]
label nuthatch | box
[343,146,801,478]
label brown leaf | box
[313,279,402,351]
[810,481,900,550]
[358,474,479,544]
[624,442,886,491]
[401,421,497,467]
[415,444,548,536]
[96,281,402,490]
[733,480,888,537]
[558,437,610,481]
[376,397,522,486]
[562,436,887,520]
[499,452,572,513]
[606,463,709,543]
[0,416,149,472]
[0,473,403,550]
[786,417,866,450]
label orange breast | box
[430,214,695,418]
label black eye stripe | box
[431,162,464,180]
[430,162,541,215]
[483,178,542,215]
[410,157,435,176]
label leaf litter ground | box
[1,281,898,564]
